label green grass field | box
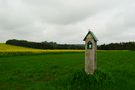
[0,50,135,90]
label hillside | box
[0,43,43,52]
[0,43,84,56]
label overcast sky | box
[0,0,135,44]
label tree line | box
[98,42,135,50]
[6,39,135,50]
[6,39,84,49]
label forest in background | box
[6,39,84,50]
[6,39,135,50]
[98,42,135,50]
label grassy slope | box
[0,51,135,90]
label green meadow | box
[0,50,135,90]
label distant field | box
[0,43,84,56]
[0,43,41,52]
[0,51,135,90]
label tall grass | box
[63,69,113,90]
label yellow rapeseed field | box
[0,43,84,54]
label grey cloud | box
[0,0,135,44]
[23,0,124,25]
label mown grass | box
[0,51,135,90]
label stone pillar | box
[83,31,98,74]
